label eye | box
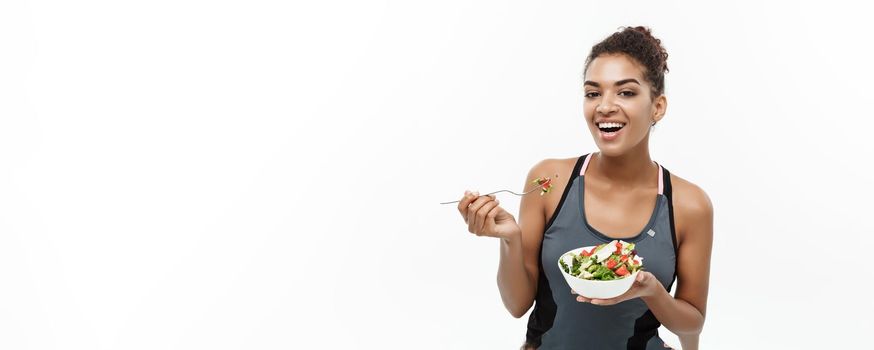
[619,91,636,97]
[585,92,600,98]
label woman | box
[456,26,712,350]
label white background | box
[2,0,873,349]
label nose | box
[596,99,618,115]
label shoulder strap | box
[543,154,586,231]
[661,165,680,291]
[579,152,593,176]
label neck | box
[591,150,657,189]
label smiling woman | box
[582,27,668,151]
[455,25,713,350]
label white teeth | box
[598,122,625,129]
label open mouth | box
[597,123,626,133]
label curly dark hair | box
[583,26,669,101]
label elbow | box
[508,306,526,319]
[496,271,535,319]
[505,300,533,319]
[674,315,706,336]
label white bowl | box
[557,246,639,299]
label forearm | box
[496,235,534,318]
[641,287,704,336]
[678,334,699,350]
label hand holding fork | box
[439,175,555,205]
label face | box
[583,54,666,156]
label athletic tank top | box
[525,152,679,350]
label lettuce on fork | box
[532,176,554,196]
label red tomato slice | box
[615,265,629,276]
[606,259,617,269]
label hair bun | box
[625,26,668,73]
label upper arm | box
[517,159,552,298]
[674,182,714,318]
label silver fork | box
[439,184,547,205]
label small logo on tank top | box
[647,229,656,237]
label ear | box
[652,94,667,123]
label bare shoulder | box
[524,156,579,218]
[528,156,577,173]
[525,156,578,187]
[668,173,714,243]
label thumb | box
[636,271,649,284]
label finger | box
[466,193,491,234]
[482,201,502,234]
[589,297,621,305]
[463,191,483,228]
[457,190,475,223]
[475,197,500,233]
[473,196,499,234]
[576,295,592,303]
[590,294,629,306]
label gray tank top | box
[526,153,678,350]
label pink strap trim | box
[580,153,593,176]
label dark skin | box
[457,54,713,350]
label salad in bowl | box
[558,240,644,299]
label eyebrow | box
[583,78,640,88]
